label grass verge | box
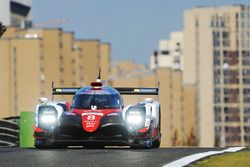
[191,151,250,167]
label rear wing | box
[115,87,158,95]
[52,82,160,99]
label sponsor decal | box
[91,105,97,110]
[86,121,96,128]
[81,113,103,132]
[132,88,158,93]
[56,89,62,92]
[62,88,79,92]
[81,113,103,116]
[134,89,140,92]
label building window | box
[214,78,220,84]
[244,97,250,103]
[243,78,250,84]
[214,50,220,57]
[215,116,221,123]
[224,88,239,95]
[242,51,250,57]
[225,116,240,122]
[214,97,221,104]
[244,116,250,122]
[214,69,221,76]
[214,59,220,65]
[161,50,170,55]
[222,32,229,38]
[242,69,250,75]
[214,107,221,113]
[223,69,239,76]
[244,126,250,133]
[223,40,230,47]
[224,78,239,84]
[244,108,250,114]
[224,107,239,115]
[225,126,240,133]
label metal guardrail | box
[0,118,19,147]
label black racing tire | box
[130,140,153,149]
[153,108,161,148]
[153,138,160,148]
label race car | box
[33,80,161,149]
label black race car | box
[33,81,161,148]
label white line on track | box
[163,147,245,167]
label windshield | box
[72,94,122,109]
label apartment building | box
[150,32,183,71]
[183,5,250,146]
[0,27,110,117]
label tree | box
[187,127,198,146]
[172,129,179,146]
[0,21,6,38]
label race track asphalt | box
[0,147,226,167]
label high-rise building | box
[183,5,250,147]
[0,0,32,28]
[150,32,183,70]
[0,27,110,118]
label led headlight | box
[126,114,143,125]
[125,106,146,132]
[40,110,57,123]
[40,114,57,123]
[38,105,58,127]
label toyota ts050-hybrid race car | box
[33,80,161,149]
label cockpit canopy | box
[72,93,122,109]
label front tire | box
[35,139,50,149]
[153,138,160,148]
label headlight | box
[125,106,146,132]
[40,115,57,123]
[126,115,143,124]
[38,105,58,127]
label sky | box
[32,0,249,65]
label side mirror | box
[39,97,49,104]
[65,102,72,111]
